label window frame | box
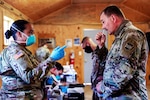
[3,16,14,46]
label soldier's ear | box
[110,14,117,23]
[15,31,23,39]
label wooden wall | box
[0,8,3,52]
[34,23,150,84]
[0,3,150,86]
[33,4,150,85]
[34,24,89,83]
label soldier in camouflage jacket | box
[81,37,108,100]
[0,20,66,100]
[96,5,148,100]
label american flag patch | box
[14,51,24,60]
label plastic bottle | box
[70,64,77,83]
[47,87,52,99]
[70,51,75,65]
[61,64,77,83]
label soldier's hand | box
[95,31,106,47]
[50,45,67,61]
[96,81,103,93]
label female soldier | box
[0,20,66,99]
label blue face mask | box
[55,75,61,80]
[12,26,36,46]
[23,34,36,46]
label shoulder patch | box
[14,51,24,60]
[120,37,137,58]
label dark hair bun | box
[5,30,12,39]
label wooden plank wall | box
[0,8,3,88]
[34,23,150,84]
[0,4,150,86]
[34,24,85,83]
[0,8,3,53]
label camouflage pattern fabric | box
[35,46,50,62]
[91,46,108,100]
[0,42,53,100]
[98,20,148,100]
[91,46,108,88]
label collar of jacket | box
[114,20,132,37]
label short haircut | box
[54,62,64,71]
[81,36,90,43]
[102,5,125,18]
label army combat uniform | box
[98,20,148,100]
[35,46,51,62]
[0,42,53,100]
[91,46,108,100]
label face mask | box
[12,26,36,46]
[84,46,93,53]
[55,75,60,80]
[22,33,36,46]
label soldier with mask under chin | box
[81,36,108,100]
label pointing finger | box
[54,46,60,50]
[59,45,67,50]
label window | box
[3,16,14,45]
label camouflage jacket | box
[99,20,149,100]
[91,46,108,89]
[35,46,51,62]
[0,42,53,99]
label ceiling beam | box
[0,0,33,22]
[122,4,150,20]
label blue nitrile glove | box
[46,76,53,85]
[50,45,67,61]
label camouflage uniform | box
[35,46,50,62]
[0,42,53,100]
[98,20,149,100]
[91,46,108,100]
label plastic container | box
[61,65,77,83]
[59,85,68,94]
